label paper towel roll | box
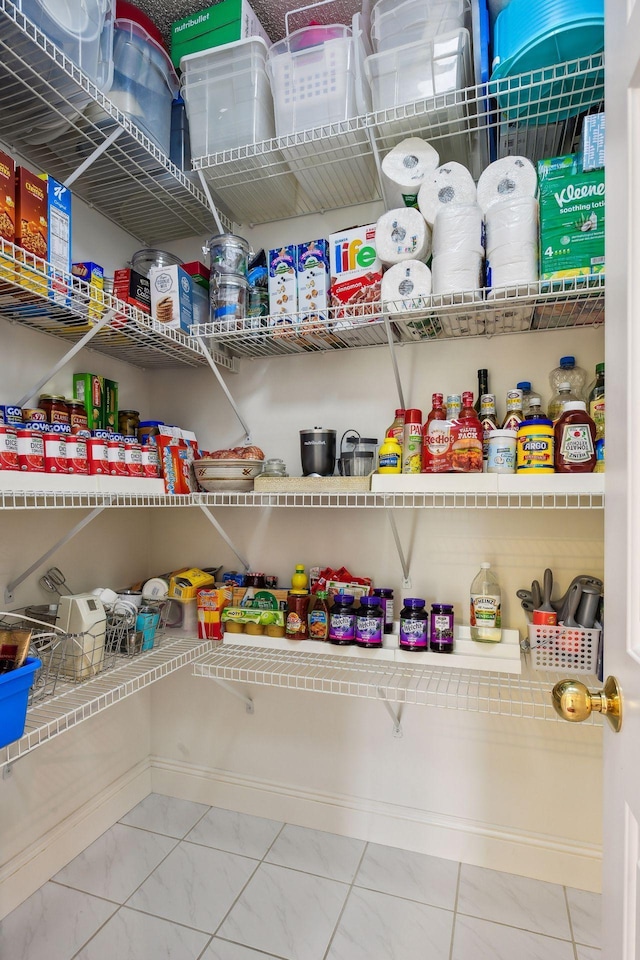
[375,208,432,265]
[432,252,483,298]
[477,157,537,213]
[381,138,440,210]
[417,162,477,226]
[381,260,432,314]
[432,203,484,257]
[485,197,539,252]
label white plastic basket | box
[527,622,600,674]
[371,0,467,52]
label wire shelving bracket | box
[198,505,251,572]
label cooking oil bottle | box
[470,562,502,643]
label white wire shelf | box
[194,54,604,225]
[192,277,604,358]
[0,240,236,370]
[193,645,602,725]
[0,634,210,768]
[0,0,225,243]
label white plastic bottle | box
[470,562,502,643]
[549,356,588,401]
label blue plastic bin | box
[0,657,41,750]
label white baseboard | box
[0,758,151,920]
[151,755,602,892]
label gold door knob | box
[551,675,622,732]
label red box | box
[113,268,151,318]
[197,587,232,640]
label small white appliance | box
[55,593,107,680]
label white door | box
[603,0,640,955]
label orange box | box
[0,151,15,280]
[197,587,232,640]
[15,166,47,292]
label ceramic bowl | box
[194,458,264,483]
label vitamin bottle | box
[501,389,524,431]
[470,562,502,643]
[329,593,356,645]
[398,598,428,651]
[402,408,423,474]
[308,591,330,641]
[554,401,597,473]
[355,596,384,648]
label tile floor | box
[0,794,602,960]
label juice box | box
[103,378,118,432]
[328,224,382,318]
[73,373,104,430]
[297,239,329,322]
[0,150,15,280]
[268,245,297,323]
[196,586,232,640]
[15,166,47,293]
[538,155,605,281]
[149,264,193,332]
[72,262,104,321]
[42,175,72,304]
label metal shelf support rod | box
[377,687,403,738]
[63,126,125,188]
[209,678,254,713]
[16,308,117,407]
[383,316,406,410]
[386,509,411,587]
[195,335,251,442]
[4,506,106,603]
[197,169,225,235]
[198,505,251,572]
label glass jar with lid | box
[39,395,69,425]
[262,458,288,477]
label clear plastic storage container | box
[371,0,467,53]
[266,25,357,135]
[365,28,471,112]
[109,18,178,154]
[181,37,274,156]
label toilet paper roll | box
[375,207,432,265]
[432,252,483,297]
[432,203,484,257]
[417,162,477,226]
[485,197,539,253]
[486,246,539,293]
[381,138,440,210]
[486,241,538,272]
[381,260,432,314]
[477,157,537,214]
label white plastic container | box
[109,19,178,154]
[19,0,114,89]
[181,37,274,156]
[365,28,471,112]
[266,25,358,135]
[371,0,468,52]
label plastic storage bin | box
[527,623,600,675]
[181,37,274,156]
[365,29,472,112]
[109,18,178,154]
[371,0,468,53]
[0,657,41,749]
[266,25,358,135]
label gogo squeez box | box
[538,155,605,281]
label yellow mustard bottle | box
[377,435,402,473]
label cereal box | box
[149,264,193,332]
[268,246,297,323]
[0,151,15,279]
[328,224,382,318]
[43,175,72,304]
[297,239,329,322]
[15,166,47,293]
[72,262,104,321]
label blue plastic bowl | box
[0,657,41,749]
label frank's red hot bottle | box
[125,440,143,477]
[423,394,450,473]
[107,437,127,476]
[451,391,483,473]
[17,428,45,472]
[44,432,67,473]
[0,424,19,470]
[141,443,161,478]
[87,436,108,475]
[66,434,89,474]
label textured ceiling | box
[133,0,364,46]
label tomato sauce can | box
[22,407,46,422]
[66,435,89,474]
[44,432,67,473]
[50,422,71,434]
[17,428,45,472]
[25,420,49,433]
[0,424,19,470]
[87,437,108,475]
[141,443,161,478]
[107,438,127,476]
[125,440,143,477]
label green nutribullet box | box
[538,154,605,282]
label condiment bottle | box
[548,381,579,422]
[386,409,405,446]
[549,355,588,400]
[516,381,542,417]
[470,562,502,643]
[329,593,356,645]
[479,394,499,464]
[378,435,402,473]
[588,363,605,473]
[426,393,446,425]
[402,408,422,474]
[422,395,448,474]
[308,590,330,641]
[398,598,428,651]
[474,369,488,415]
[286,593,310,639]
[525,397,547,419]
[554,401,597,473]
[355,596,384,648]
[459,391,478,420]
[501,389,524,431]
[430,604,454,653]
[372,587,394,634]
[290,564,308,594]
[446,394,461,420]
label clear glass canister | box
[210,275,248,325]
